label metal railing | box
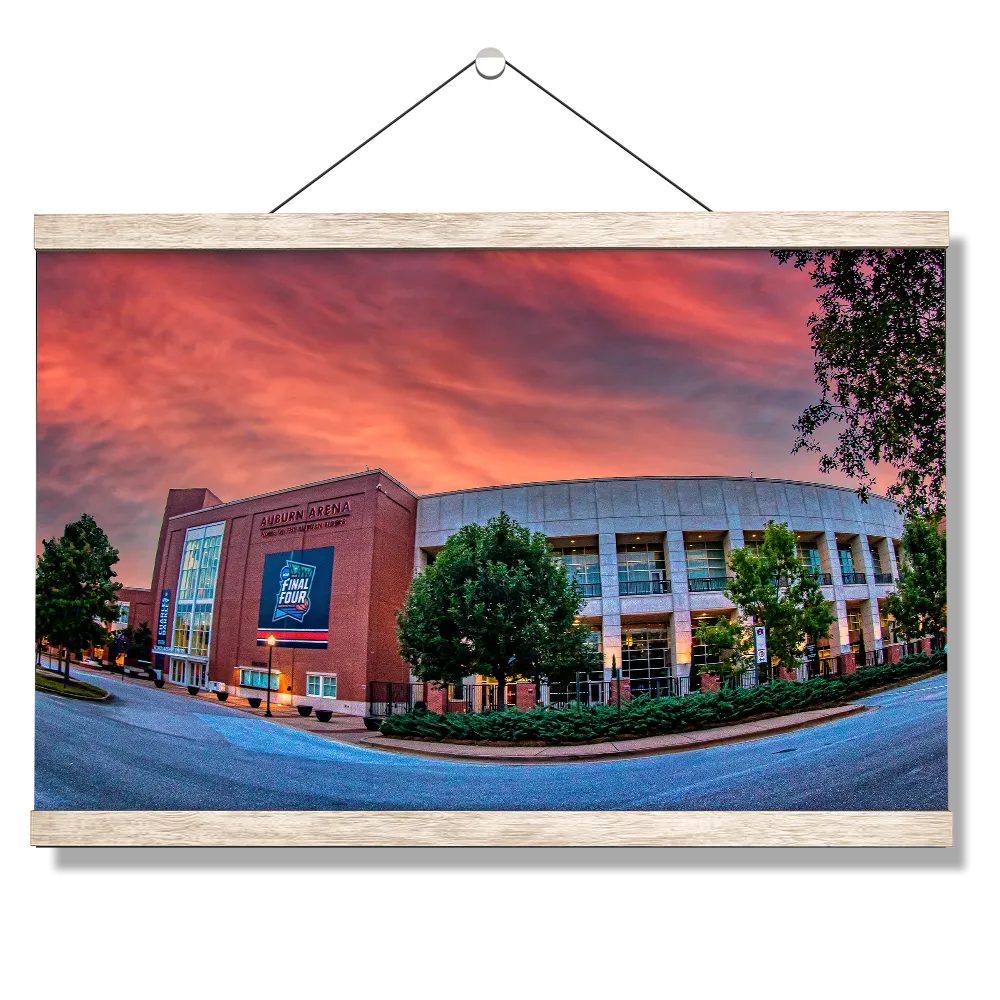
[873,572,894,584]
[577,582,602,598]
[629,675,691,698]
[545,678,613,708]
[367,681,423,717]
[687,576,731,593]
[719,666,759,690]
[841,571,867,585]
[806,657,842,679]
[861,648,886,668]
[618,577,671,596]
[816,572,834,586]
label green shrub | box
[379,652,945,743]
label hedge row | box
[378,652,946,743]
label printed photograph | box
[35,247,947,811]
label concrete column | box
[886,536,902,580]
[666,529,691,676]
[860,598,882,651]
[831,599,850,655]
[597,531,621,677]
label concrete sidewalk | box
[358,704,869,763]
[43,657,868,762]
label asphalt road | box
[34,671,948,811]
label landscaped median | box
[35,669,110,701]
[377,652,946,747]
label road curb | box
[358,703,871,764]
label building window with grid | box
[620,626,672,681]
[552,544,602,598]
[797,542,830,584]
[839,545,866,585]
[170,522,225,683]
[617,542,669,595]
[685,539,728,592]
[690,613,725,669]
[870,543,893,584]
[306,673,337,698]
[239,668,279,690]
[846,609,863,653]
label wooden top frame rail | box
[34,211,949,250]
[32,208,951,847]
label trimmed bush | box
[379,652,945,743]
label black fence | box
[806,656,843,679]
[578,582,602,598]
[861,647,887,668]
[687,576,731,593]
[874,572,895,584]
[629,675,692,698]
[841,571,867,585]
[367,681,422,718]
[546,679,615,708]
[618,577,671,596]
[718,667,759,690]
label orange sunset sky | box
[37,249,870,587]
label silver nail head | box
[475,47,506,80]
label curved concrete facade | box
[414,476,905,678]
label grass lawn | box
[35,669,109,701]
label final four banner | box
[256,546,335,648]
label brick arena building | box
[134,470,904,714]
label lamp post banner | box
[754,625,768,664]
[256,546,335,648]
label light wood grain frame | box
[33,211,951,847]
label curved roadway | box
[34,672,947,811]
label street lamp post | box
[265,634,277,716]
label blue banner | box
[256,546,334,648]
[156,589,171,646]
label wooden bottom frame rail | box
[30,810,952,847]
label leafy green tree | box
[35,513,122,683]
[772,249,945,517]
[885,516,947,642]
[722,520,834,676]
[397,511,599,696]
[131,621,154,661]
[692,616,755,681]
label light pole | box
[265,634,277,716]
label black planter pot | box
[186,685,200,696]
[363,717,381,731]
[297,705,313,717]
[315,709,333,723]
[154,678,165,688]
[216,691,229,702]
[247,696,262,709]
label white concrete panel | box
[611,480,640,517]
[636,479,665,515]
[785,482,807,517]
[620,595,673,616]
[499,487,529,525]
[462,494,481,526]
[737,480,759,515]
[677,480,703,515]
[802,485,823,517]
[439,494,464,530]
[569,482,598,520]
[699,479,725,516]
[477,490,504,522]
[659,480,681,515]
[526,486,546,525]
[594,481,615,519]
[415,495,441,532]
[542,483,571,521]
[754,480,778,518]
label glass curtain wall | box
[617,542,668,594]
[170,522,225,686]
[685,540,727,591]
[552,544,601,597]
